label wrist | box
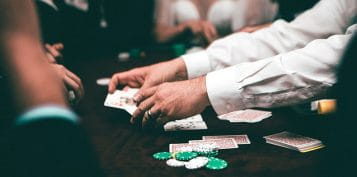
[197,76,210,107]
[173,58,188,81]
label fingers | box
[65,69,84,99]
[63,75,83,101]
[109,72,141,93]
[133,86,157,104]
[45,44,63,61]
[46,52,56,63]
[130,96,155,124]
[53,43,64,51]
[108,73,123,93]
[202,22,217,43]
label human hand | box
[108,58,188,94]
[130,76,210,128]
[51,64,84,103]
[45,43,64,63]
[182,20,218,44]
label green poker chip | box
[153,152,172,160]
[206,157,228,170]
[175,151,198,161]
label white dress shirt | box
[182,0,357,115]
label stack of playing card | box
[104,89,208,131]
[169,134,251,152]
[218,109,272,123]
[264,131,325,153]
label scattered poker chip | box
[96,78,111,86]
[117,52,130,62]
[199,150,219,157]
[68,90,76,102]
[206,157,228,170]
[185,157,209,170]
[153,152,172,160]
[175,151,198,161]
[166,159,186,167]
[193,144,219,157]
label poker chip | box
[193,144,219,157]
[166,159,186,167]
[199,150,219,157]
[175,151,198,161]
[153,152,172,160]
[96,78,111,86]
[178,146,193,152]
[118,52,130,62]
[185,157,209,170]
[206,157,228,170]
[68,90,76,102]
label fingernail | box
[133,95,140,103]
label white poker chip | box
[96,78,111,86]
[193,143,218,153]
[185,157,209,170]
[178,146,193,152]
[68,90,76,102]
[118,52,130,62]
[166,159,186,167]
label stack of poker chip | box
[153,144,228,170]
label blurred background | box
[35,0,319,60]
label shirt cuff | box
[206,65,246,115]
[16,105,79,126]
[181,51,212,79]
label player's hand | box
[200,21,218,43]
[51,64,84,103]
[108,58,188,94]
[45,43,64,63]
[182,20,217,44]
[130,76,210,127]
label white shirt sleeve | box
[206,31,355,115]
[182,0,357,79]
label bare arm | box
[0,0,67,113]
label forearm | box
[181,0,356,78]
[0,0,67,112]
[1,35,67,111]
[205,33,352,115]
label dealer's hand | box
[130,76,210,127]
[108,58,188,94]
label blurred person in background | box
[153,0,278,45]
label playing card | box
[104,90,137,114]
[264,131,323,150]
[218,109,271,123]
[202,135,251,145]
[189,138,238,150]
[174,114,203,123]
[105,89,208,130]
[164,120,207,131]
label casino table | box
[65,49,330,177]
[0,48,330,177]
